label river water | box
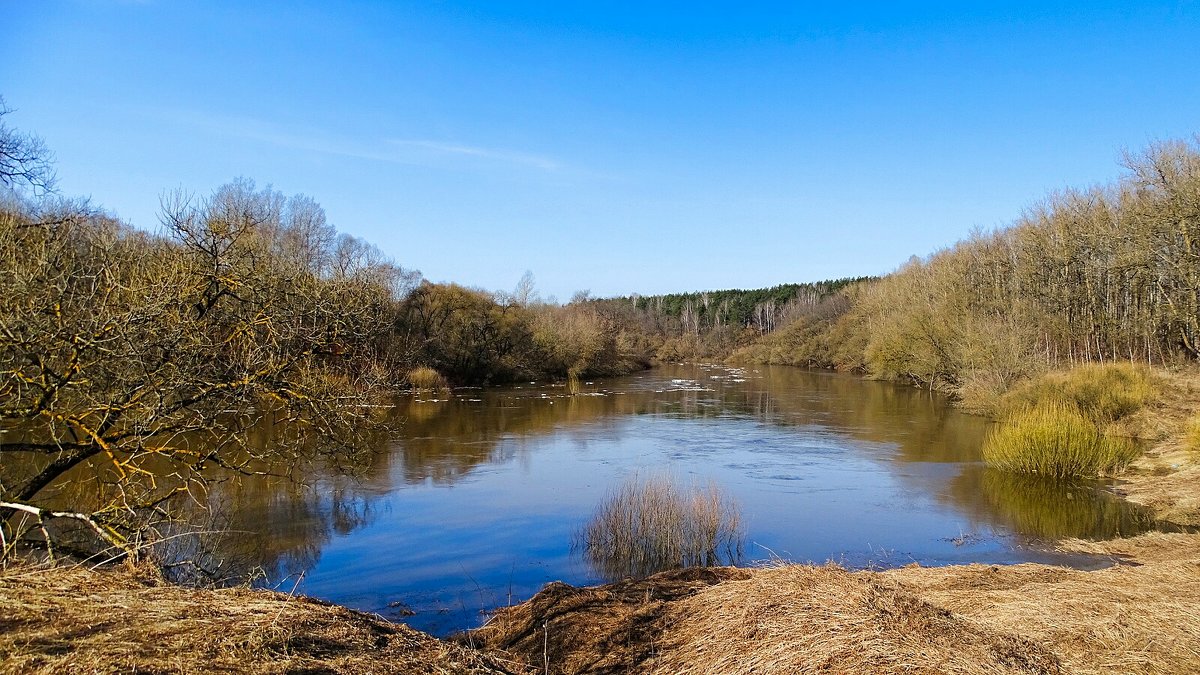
[216,364,1163,635]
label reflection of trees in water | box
[390,366,1176,544]
[133,365,1171,584]
[153,474,377,586]
[390,365,993,487]
[946,468,1162,540]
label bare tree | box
[0,97,56,195]
[1,184,399,562]
[513,270,538,307]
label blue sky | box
[4,1,1199,299]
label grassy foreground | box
[0,563,519,675]
[3,533,1198,674]
[470,533,1200,674]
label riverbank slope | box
[4,531,1198,674]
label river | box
[210,364,1164,636]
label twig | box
[271,571,306,626]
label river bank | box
[3,366,1199,674]
[469,532,1200,674]
[4,530,1197,674]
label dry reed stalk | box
[575,474,743,580]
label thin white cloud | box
[149,107,564,172]
[388,139,562,170]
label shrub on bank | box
[982,401,1139,478]
[997,363,1158,424]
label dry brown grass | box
[648,565,1062,674]
[886,532,1200,675]
[467,567,751,674]
[472,531,1200,674]
[473,563,1064,674]
[6,536,1200,675]
[575,474,743,581]
[1111,366,1200,525]
[0,562,520,674]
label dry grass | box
[0,562,520,674]
[983,401,1139,478]
[575,474,743,581]
[997,362,1159,424]
[886,532,1200,675]
[406,366,450,392]
[1108,366,1200,524]
[1116,450,1200,526]
[1186,415,1200,453]
[649,565,1062,674]
[467,567,751,674]
[472,565,1063,674]
[474,531,1200,674]
[5,536,1200,675]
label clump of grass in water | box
[575,474,744,581]
[983,401,1139,479]
[406,366,449,392]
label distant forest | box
[605,279,872,334]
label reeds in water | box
[405,366,449,392]
[575,474,744,581]
[982,401,1139,479]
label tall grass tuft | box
[998,362,1158,424]
[983,401,1139,479]
[406,366,449,392]
[1185,415,1200,454]
[575,474,744,581]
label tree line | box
[5,93,1199,563]
[734,139,1200,413]
[0,103,664,561]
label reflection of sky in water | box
[235,364,1167,636]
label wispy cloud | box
[147,107,564,172]
[387,139,562,170]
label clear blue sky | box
[4,1,1199,299]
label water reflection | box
[390,365,992,486]
[90,364,1179,635]
[950,469,1162,540]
